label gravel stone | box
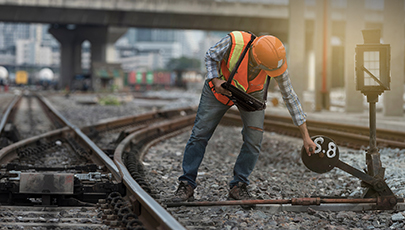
[44,90,405,230]
[391,212,405,221]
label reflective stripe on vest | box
[209,31,268,106]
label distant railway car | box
[128,71,136,85]
[15,70,28,85]
[129,71,174,91]
[154,72,171,85]
[136,72,144,84]
[146,71,153,85]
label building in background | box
[197,31,228,72]
[0,23,60,83]
[0,23,206,87]
[115,28,184,72]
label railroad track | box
[0,92,67,148]
[80,106,196,157]
[224,109,405,150]
[2,92,405,229]
[0,93,197,229]
[0,206,105,229]
[0,93,140,229]
[111,108,405,229]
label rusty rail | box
[222,111,405,150]
[166,197,385,207]
[37,94,122,181]
[114,115,196,230]
[0,95,20,135]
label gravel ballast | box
[45,90,405,230]
[144,125,405,230]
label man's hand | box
[211,78,232,96]
[303,136,316,156]
[298,122,316,156]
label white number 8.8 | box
[313,136,336,158]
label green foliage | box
[98,95,121,106]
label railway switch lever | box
[301,135,399,210]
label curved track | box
[224,109,405,150]
[112,108,405,229]
[2,93,405,229]
[0,93,68,148]
[0,94,129,229]
[0,93,198,229]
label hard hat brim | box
[264,58,288,77]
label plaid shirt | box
[204,34,307,126]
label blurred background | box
[0,0,404,115]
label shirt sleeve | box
[205,35,231,80]
[274,70,307,126]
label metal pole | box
[364,94,384,198]
[366,94,382,178]
[369,100,377,153]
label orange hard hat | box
[251,35,287,77]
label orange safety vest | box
[208,31,268,106]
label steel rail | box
[222,113,405,149]
[105,107,405,224]
[227,109,405,144]
[37,94,122,182]
[0,95,21,134]
[36,94,67,129]
[0,95,199,229]
[1,93,69,142]
[0,127,70,164]
[114,115,195,230]
[80,106,196,134]
[166,197,382,207]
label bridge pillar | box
[344,0,365,113]
[49,25,85,90]
[383,0,404,116]
[84,26,128,63]
[288,0,306,104]
[49,25,127,90]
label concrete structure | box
[288,0,306,104]
[383,0,404,116]
[116,28,184,68]
[0,0,289,38]
[116,40,182,71]
[119,51,165,72]
[0,0,403,116]
[0,0,291,91]
[92,62,124,91]
[344,0,365,113]
[15,39,53,66]
[48,25,127,89]
[313,0,332,111]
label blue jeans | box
[179,80,265,189]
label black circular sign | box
[301,135,340,173]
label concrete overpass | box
[0,0,403,116]
[0,0,291,91]
[0,0,289,36]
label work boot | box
[229,182,255,209]
[172,181,194,202]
